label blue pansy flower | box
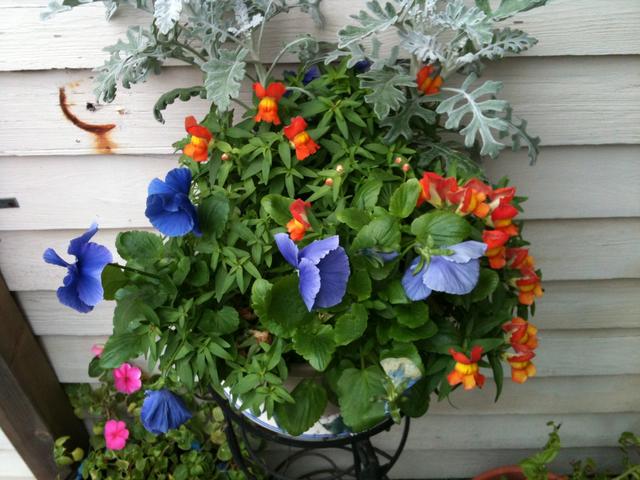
[401,241,487,301]
[353,59,372,73]
[145,168,201,237]
[140,389,192,435]
[76,461,84,480]
[43,223,112,313]
[274,233,350,311]
[303,65,321,85]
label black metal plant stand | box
[209,389,411,480]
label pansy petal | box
[57,274,93,313]
[164,168,192,195]
[314,247,350,309]
[424,257,480,294]
[77,273,105,307]
[148,178,176,196]
[147,209,194,237]
[43,248,70,268]
[68,223,98,256]
[274,233,299,267]
[299,236,339,265]
[298,258,321,311]
[442,241,487,263]
[78,242,113,277]
[401,258,432,301]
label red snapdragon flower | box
[183,116,213,162]
[286,199,312,241]
[507,350,537,384]
[482,229,510,269]
[515,267,544,305]
[253,82,287,125]
[451,178,492,218]
[503,317,539,353]
[447,346,485,390]
[283,117,320,160]
[416,65,443,95]
[417,172,458,208]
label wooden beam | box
[0,271,88,479]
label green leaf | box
[101,264,127,301]
[99,333,144,368]
[203,47,248,112]
[198,192,230,237]
[336,208,370,230]
[489,353,504,402]
[261,275,313,337]
[360,69,415,119]
[437,74,510,158]
[186,259,209,287]
[337,367,387,432]
[293,324,336,371]
[411,210,471,246]
[389,320,437,342]
[395,302,429,329]
[261,194,293,226]
[381,95,438,142]
[353,179,383,209]
[380,341,424,374]
[347,266,372,301]
[153,86,205,123]
[334,304,368,346]
[199,306,239,335]
[278,141,292,169]
[337,0,398,48]
[116,231,163,263]
[274,380,328,436]
[352,215,401,251]
[153,0,183,34]
[389,179,421,218]
[469,269,499,302]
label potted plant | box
[44,0,547,450]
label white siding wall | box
[0,1,639,478]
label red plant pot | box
[473,465,567,480]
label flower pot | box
[473,465,567,480]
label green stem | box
[109,263,159,279]
[284,86,316,99]
[265,36,312,80]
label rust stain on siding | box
[58,87,117,154]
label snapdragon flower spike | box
[253,82,287,125]
[515,267,544,305]
[283,116,320,161]
[506,247,535,271]
[145,168,201,237]
[447,346,485,390]
[140,389,192,435]
[503,317,539,353]
[401,241,487,301]
[274,233,350,311]
[488,203,520,237]
[507,350,537,384]
[416,172,458,208]
[451,178,492,218]
[43,223,113,313]
[416,65,443,95]
[183,116,213,162]
[482,229,510,269]
[286,199,312,241]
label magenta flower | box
[104,420,129,450]
[113,363,142,394]
[91,344,104,358]
[401,241,487,301]
[274,233,350,311]
[43,223,113,313]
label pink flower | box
[113,363,142,394]
[91,343,104,357]
[104,420,129,450]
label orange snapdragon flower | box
[515,267,544,305]
[507,350,537,384]
[417,172,458,208]
[286,199,312,241]
[488,203,519,237]
[506,247,536,271]
[183,116,213,162]
[451,178,492,218]
[416,65,443,95]
[482,229,510,269]
[503,317,538,353]
[283,117,320,161]
[253,82,287,125]
[447,346,485,390]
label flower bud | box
[221,153,230,161]
[324,178,334,186]
[71,448,84,462]
[394,156,403,164]
[402,163,410,172]
[336,164,345,174]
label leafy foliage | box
[154,0,183,35]
[203,48,249,112]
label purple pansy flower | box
[140,389,192,435]
[401,241,487,301]
[274,233,351,311]
[303,65,321,85]
[43,223,112,313]
[145,168,201,237]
